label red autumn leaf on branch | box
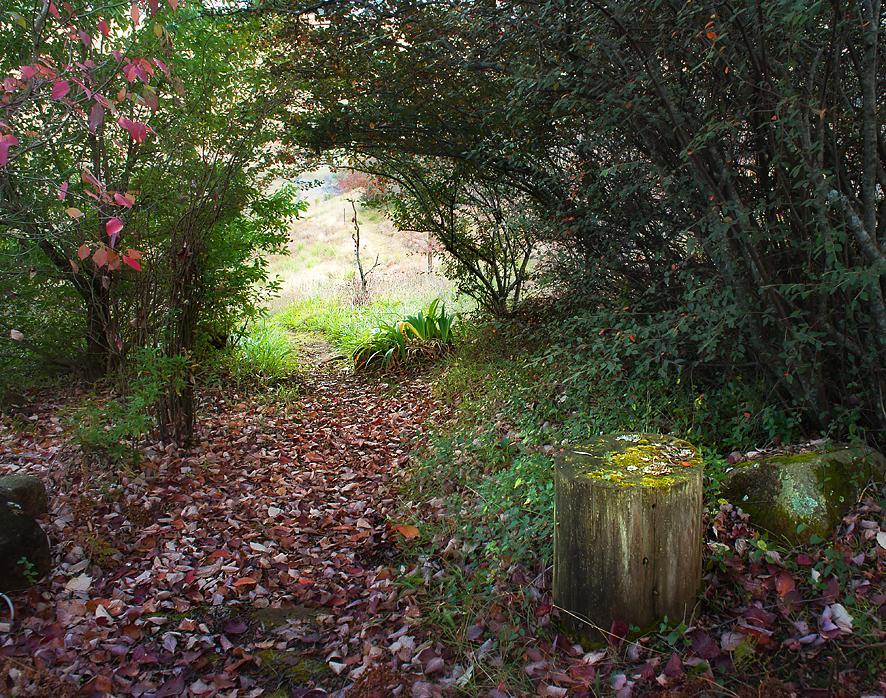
[92,246,109,268]
[51,80,70,100]
[123,253,142,271]
[0,134,19,167]
[88,102,104,133]
[114,192,135,208]
[117,117,149,143]
[106,217,124,238]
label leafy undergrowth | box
[394,323,886,696]
[0,364,460,697]
[396,488,885,696]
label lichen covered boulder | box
[720,445,885,543]
[0,501,51,591]
[554,433,704,633]
[0,474,48,517]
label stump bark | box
[554,433,704,633]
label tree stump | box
[554,433,704,634]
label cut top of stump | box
[559,433,702,489]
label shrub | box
[69,348,189,466]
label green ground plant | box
[352,298,457,370]
[207,321,299,387]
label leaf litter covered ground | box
[1,355,885,697]
[0,358,449,697]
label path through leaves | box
[0,360,443,697]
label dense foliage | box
[0,1,302,440]
[279,0,885,443]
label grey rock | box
[0,474,48,517]
[720,444,885,543]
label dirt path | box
[0,362,442,697]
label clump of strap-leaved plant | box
[353,299,456,371]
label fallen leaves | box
[0,365,441,695]
[392,523,420,540]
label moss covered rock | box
[720,445,885,543]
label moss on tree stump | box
[720,444,885,544]
[554,433,704,634]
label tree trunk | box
[554,434,704,634]
[83,285,113,378]
[157,227,201,446]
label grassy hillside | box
[266,191,453,313]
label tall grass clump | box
[208,321,298,386]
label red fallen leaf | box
[393,523,419,540]
[690,629,719,659]
[743,606,776,627]
[795,553,814,566]
[466,624,484,641]
[155,675,186,698]
[608,618,628,648]
[823,575,840,603]
[776,571,795,597]
[737,622,773,645]
[233,576,257,587]
[664,652,683,677]
[81,673,113,693]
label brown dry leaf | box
[393,524,420,540]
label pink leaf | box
[0,135,19,167]
[20,65,36,80]
[81,169,102,190]
[98,19,110,37]
[79,31,92,48]
[106,217,124,247]
[106,217,124,237]
[168,0,179,10]
[48,1,60,18]
[117,117,149,143]
[114,192,134,208]
[88,102,104,133]
[51,80,70,100]
[130,3,141,24]
[93,247,109,268]
[58,181,69,201]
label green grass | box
[275,293,474,356]
[207,320,300,387]
[271,241,338,276]
[275,298,408,355]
